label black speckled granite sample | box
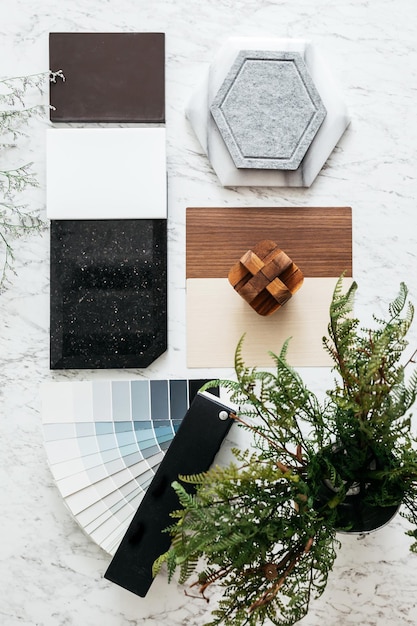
[50,219,167,369]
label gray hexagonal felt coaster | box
[210,50,327,170]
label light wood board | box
[187,277,353,368]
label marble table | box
[1,1,417,625]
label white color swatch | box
[46,128,167,219]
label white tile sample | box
[46,128,167,219]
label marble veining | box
[1,0,417,625]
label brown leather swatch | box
[49,32,165,123]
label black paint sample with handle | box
[104,392,234,596]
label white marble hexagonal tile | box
[186,37,350,187]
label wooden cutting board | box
[186,207,352,278]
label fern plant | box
[154,277,417,626]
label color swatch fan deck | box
[41,379,219,555]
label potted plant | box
[153,277,417,626]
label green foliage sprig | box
[0,70,63,289]
[154,278,417,626]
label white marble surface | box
[1,1,417,625]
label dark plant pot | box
[317,446,402,533]
[332,490,400,533]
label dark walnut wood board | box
[186,207,352,279]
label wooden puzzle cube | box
[228,240,304,316]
